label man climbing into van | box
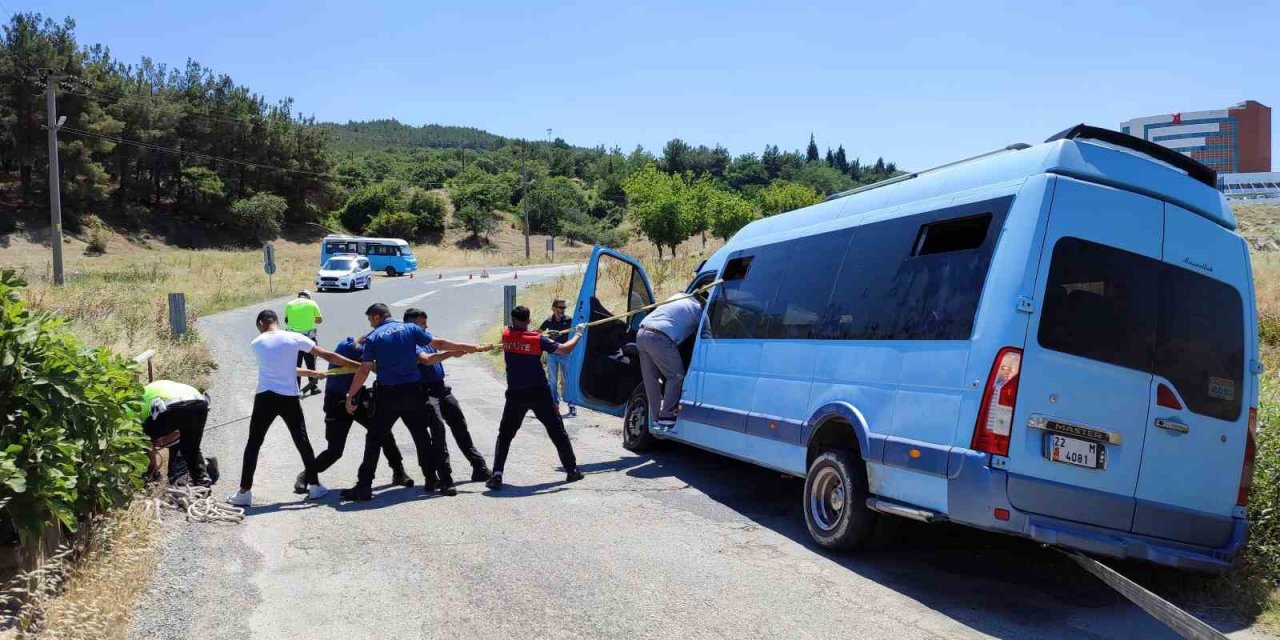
[636,291,705,430]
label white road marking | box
[390,290,440,307]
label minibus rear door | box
[562,246,655,416]
[1006,178,1162,531]
[1130,204,1249,547]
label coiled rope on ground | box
[162,485,244,524]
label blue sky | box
[16,0,1280,170]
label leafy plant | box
[228,193,288,243]
[0,270,148,543]
[364,211,418,240]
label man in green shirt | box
[284,291,324,394]
[143,379,215,486]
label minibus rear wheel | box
[385,267,398,277]
[804,449,876,550]
[622,386,657,452]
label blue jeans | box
[545,353,571,407]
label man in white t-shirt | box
[227,309,360,507]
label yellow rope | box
[318,278,723,370]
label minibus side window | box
[821,204,1003,341]
[761,229,853,339]
[1037,237,1158,372]
[708,246,787,339]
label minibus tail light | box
[1238,407,1258,507]
[972,348,1022,457]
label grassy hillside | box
[1235,203,1280,252]
[321,119,509,153]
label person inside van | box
[636,291,705,430]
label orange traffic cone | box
[469,273,473,280]
[410,272,414,279]
[438,273,443,280]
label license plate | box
[1047,434,1105,470]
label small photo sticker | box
[1208,377,1235,401]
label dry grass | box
[0,493,161,640]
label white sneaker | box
[307,484,329,500]
[227,490,252,507]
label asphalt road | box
[129,264,1253,640]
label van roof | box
[323,234,410,246]
[722,126,1234,260]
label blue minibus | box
[321,234,418,276]
[564,125,1259,572]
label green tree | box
[833,145,849,174]
[228,193,288,242]
[448,165,511,217]
[660,138,693,175]
[401,187,446,236]
[708,189,756,241]
[455,203,497,239]
[623,164,689,258]
[524,176,587,236]
[758,180,822,217]
[806,133,819,163]
[340,181,398,232]
[364,211,418,239]
[793,162,855,196]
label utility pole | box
[521,140,530,260]
[44,74,65,286]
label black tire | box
[364,276,372,290]
[385,266,397,277]
[803,449,876,550]
[622,385,658,452]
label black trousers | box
[357,382,450,490]
[425,382,487,471]
[295,350,317,390]
[240,391,318,491]
[315,395,405,474]
[144,400,210,482]
[492,386,578,475]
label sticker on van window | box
[1208,377,1235,401]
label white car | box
[315,254,372,292]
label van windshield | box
[1038,237,1244,421]
[323,259,355,271]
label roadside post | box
[546,237,554,262]
[503,285,517,324]
[263,242,277,293]
[167,293,187,340]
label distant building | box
[1121,100,1271,174]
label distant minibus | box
[320,234,418,276]
[564,125,1258,572]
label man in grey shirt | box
[636,292,705,429]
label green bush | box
[340,182,398,233]
[364,211,418,240]
[0,270,148,543]
[403,188,446,236]
[456,204,498,239]
[227,193,287,243]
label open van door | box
[562,247,655,416]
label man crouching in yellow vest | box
[143,380,217,487]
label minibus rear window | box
[1038,237,1244,421]
[1038,238,1158,372]
[1155,265,1244,421]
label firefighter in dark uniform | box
[342,303,481,501]
[403,309,492,482]
[297,335,415,493]
[486,305,586,490]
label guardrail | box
[133,349,156,383]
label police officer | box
[298,335,415,493]
[342,303,481,501]
[285,291,323,394]
[538,299,575,417]
[142,379,214,486]
[486,305,585,490]
[403,308,492,482]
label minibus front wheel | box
[622,386,658,452]
[804,449,876,550]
